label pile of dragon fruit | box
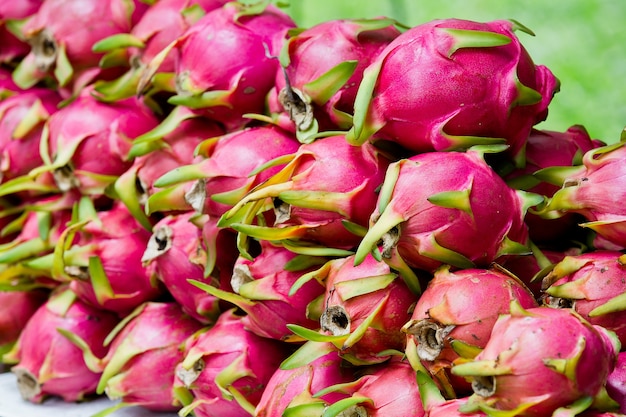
[2,0,626,416]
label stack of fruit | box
[1,1,626,416]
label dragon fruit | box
[403,266,538,397]
[535,141,626,250]
[268,17,400,141]
[18,86,160,197]
[255,350,353,416]
[0,67,19,99]
[93,302,203,412]
[315,357,425,416]
[174,309,290,417]
[505,126,604,244]
[606,352,626,413]
[138,1,296,130]
[92,0,229,102]
[0,87,61,183]
[542,251,626,345]
[26,202,164,315]
[346,18,559,165]
[190,239,326,340]
[417,371,486,417]
[288,252,418,365]
[219,134,391,253]
[12,0,148,90]
[148,124,300,219]
[354,147,540,272]
[142,212,237,325]
[4,287,119,403]
[451,302,620,417]
[114,106,224,229]
[0,1,41,65]
[0,289,48,356]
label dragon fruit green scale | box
[346,18,558,164]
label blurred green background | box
[281,0,625,144]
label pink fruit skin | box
[0,290,48,348]
[175,309,289,417]
[169,3,295,128]
[43,87,159,194]
[8,288,119,403]
[407,267,537,394]
[255,351,353,416]
[322,253,418,364]
[269,18,400,132]
[0,1,41,64]
[99,302,203,411]
[0,88,61,181]
[349,19,558,158]
[543,251,626,346]
[232,239,326,340]
[457,306,616,417]
[427,398,487,417]
[69,203,163,315]
[365,150,529,272]
[606,352,626,413]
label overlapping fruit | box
[1,1,625,416]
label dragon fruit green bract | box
[346,18,559,164]
[354,148,539,272]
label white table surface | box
[0,372,177,417]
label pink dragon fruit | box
[190,239,327,340]
[354,147,540,272]
[542,251,626,345]
[403,266,538,397]
[606,352,626,413]
[3,287,119,403]
[138,1,296,130]
[93,302,203,412]
[26,202,164,315]
[148,124,300,219]
[92,0,229,102]
[535,141,626,250]
[255,350,354,416]
[417,371,486,417]
[0,66,19,99]
[219,134,391,253]
[268,17,400,141]
[504,125,604,244]
[0,87,61,183]
[21,86,160,197]
[12,0,148,90]
[346,18,559,165]
[114,106,224,230]
[315,357,425,416]
[0,1,41,65]
[174,309,290,417]
[142,212,238,325]
[0,289,48,356]
[288,252,418,365]
[451,302,619,417]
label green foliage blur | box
[281,0,626,144]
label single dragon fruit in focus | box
[147,124,300,219]
[535,141,626,250]
[346,18,559,165]
[315,357,425,416]
[403,266,538,397]
[91,0,229,102]
[354,147,541,273]
[93,302,203,413]
[255,350,354,416]
[138,1,296,130]
[190,239,326,340]
[542,251,626,346]
[174,309,290,417]
[287,252,418,366]
[142,212,238,325]
[268,17,400,141]
[451,302,620,417]
[219,135,391,254]
[3,287,119,403]
[12,0,148,90]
